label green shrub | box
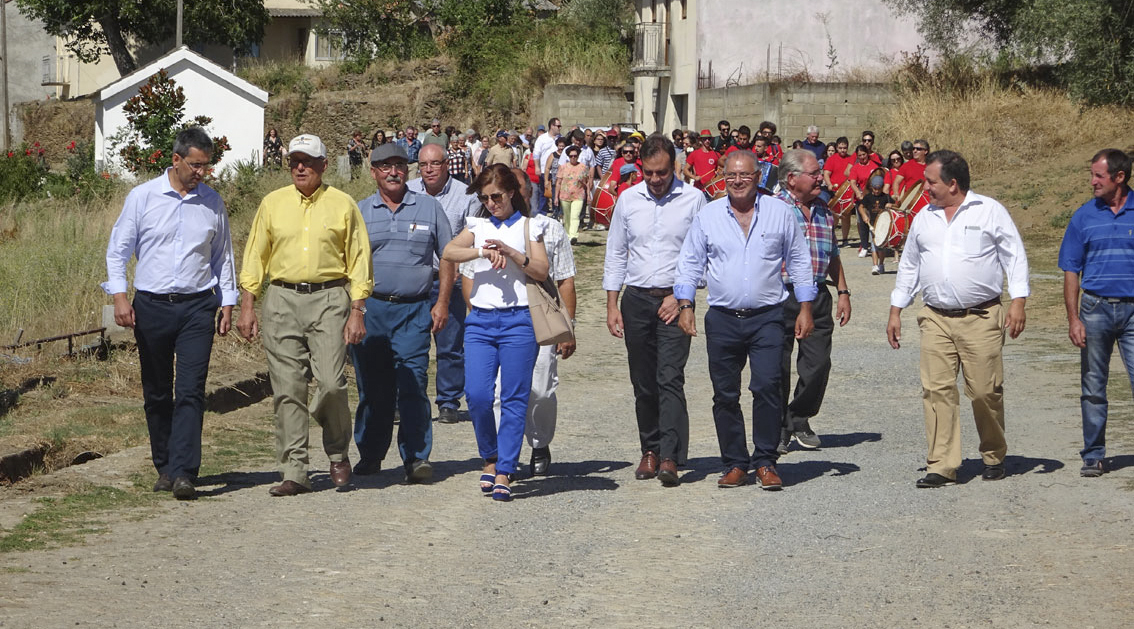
[0,144,48,203]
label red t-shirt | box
[865,151,884,168]
[849,162,878,193]
[766,143,783,165]
[887,168,899,189]
[823,154,853,186]
[686,149,720,188]
[607,157,643,185]
[723,145,750,158]
[617,181,634,196]
[896,161,927,194]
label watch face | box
[356,305,367,314]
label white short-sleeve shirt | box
[465,214,546,309]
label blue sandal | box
[492,483,512,502]
[479,473,496,494]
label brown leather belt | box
[372,292,428,304]
[710,304,779,319]
[627,285,673,298]
[271,278,348,293]
[928,297,1000,318]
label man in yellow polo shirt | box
[236,134,373,496]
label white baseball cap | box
[287,134,326,159]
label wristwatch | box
[837,289,851,296]
[678,303,695,312]
[352,304,367,314]
[521,255,530,268]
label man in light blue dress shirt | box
[409,143,479,424]
[102,127,238,500]
[675,150,816,490]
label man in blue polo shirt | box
[352,143,454,482]
[1058,148,1134,478]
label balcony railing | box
[630,22,670,77]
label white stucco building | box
[94,47,268,175]
[631,0,925,133]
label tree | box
[15,0,269,76]
[888,0,1134,105]
[311,0,439,64]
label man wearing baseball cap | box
[237,134,373,496]
[683,129,721,192]
[485,130,516,168]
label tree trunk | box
[97,14,137,76]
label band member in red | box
[683,129,721,192]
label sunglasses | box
[477,192,507,204]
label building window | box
[314,31,344,61]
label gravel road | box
[1,239,1132,628]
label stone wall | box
[533,84,632,128]
[696,83,898,146]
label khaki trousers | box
[916,304,1007,479]
[261,284,352,487]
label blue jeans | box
[350,298,433,472]
[430,279,466,411]
[533,179,548,216]
[464,306,539,476]
[1079,292,1134,464]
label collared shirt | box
[1058,187,1134,298]
[596,145,616,174]
[239,184,373,301]
[891,190,1030,310]
[801,138,826,162]
[103,169,238,305]
[357,188,452,298]
[446,147,468,179]
[421,130,448,148]
[465,213,546,309]
[485,144,516,167]
[674,194,817,308]
[460,214,575,282]
[558,145,595,168]
[407,176,479,274]
[777,189,839,284]
[396,137,422,163]
[531,132,558,175]
[603,177,706,291]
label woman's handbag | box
[524,218,575,346]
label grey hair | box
[173,127,213,158]
[722,149,757,172]
[806,125,819,135]
[778,149,815,185]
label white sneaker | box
[878,262,885,273]
[858,248,868,258]
[871,265,880,275]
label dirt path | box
[2,235,1132,628]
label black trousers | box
[780,285,834,432]
[133,291,218,480]
[705,304,785,470]
[620,287,691,463]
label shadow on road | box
[955,454,1065,482]
[510,460,631,498]
[815,431,882,448]
[1106,454,1134,472]
[195,471,280,497]
[778,460,861,486]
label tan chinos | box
[916,303,1008,480]
[261,284,352,488]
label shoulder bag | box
[523,218,575,346]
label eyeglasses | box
[373,162,409,172]
[797,169,822,179]
[477,192,507,204]
[913,146,928,151]
[723,172,756,181]
[863,138,874,143]
[185,161,209,172]
[420,160,446,170]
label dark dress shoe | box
[530,446,552,476]
[634,451,659,480]
[353,458,381,475]
[152,473,172,492]
[916,473,955,488]
[755,465,783,490]
[171,477,196,500]
[718,467,748,488]
[269,480,312,496]
[407,459,433,483]
[437,407,460,424]
[329,459,351,487]
[981,464,1006,481]
[657,458,680,486]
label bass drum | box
[828,179,856,217]
[591,187,617,227]
[872,209,912,250]
[590,171,617,208]
[704,174,728,200]
[898,180,929,215]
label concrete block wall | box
[695,82,898,146]
[534,84,632,129]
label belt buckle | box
[295,282,313,294]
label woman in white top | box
[442,164,549,501]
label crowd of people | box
[106,119,1133,502]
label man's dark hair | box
[548,117,560,129]
[173,127,213,157]
[914,138,930,151]
[570,129,585,142]
[1091,148,1132,182]
[759,121,776,134]
[671,128,684,142]
[718,120,730,129]
[736,125,751,138]
[862,130,875,140]
[836,136,849,147]
[855,144,869,154]
[639,133,675,165]
[927,150,970,192]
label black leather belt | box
[271,278,348,293]
[710,304,779,319]
[137,288,215,303]
[1084,290,1134,304]
[372,292,428,303]
[627,285,674,298]
[928,297,1000,318]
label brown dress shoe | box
[717,467,748,488]
[329,459,351,487]
[755,465,783,490]
[634,451,659,480]
[657,458,680,486]
[269,480,312,497]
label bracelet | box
[521,255,530,268]
[837,289,851,296]
[476,247,485,258]
[678,303,695,312]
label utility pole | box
[176,0,183,48]
[1,0,10,151]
